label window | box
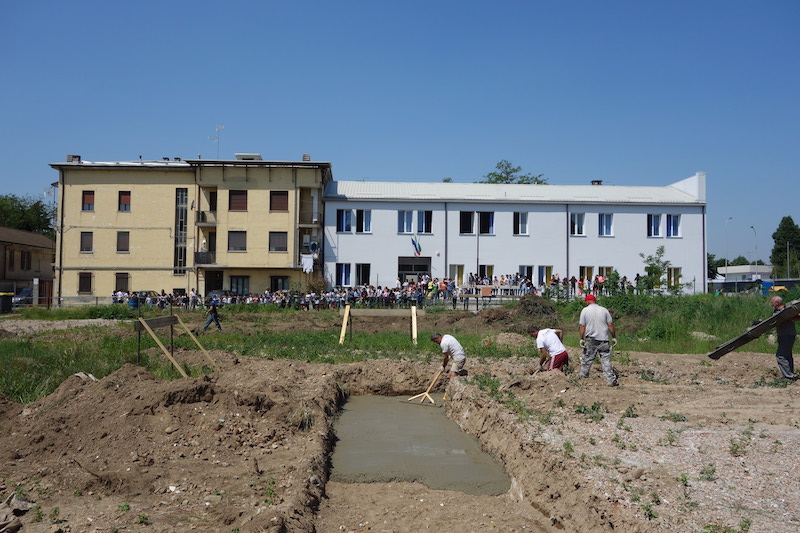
[21,251,32,271]
[118,191,131,212]
[579,266,594,281]
[667,214,681,237]
[355,263,371,285]
[271,276,290,292]
[459,211,474,234]
[6,250,13,272]
[417,210,432,233]
[570,213,585,236]
[478,212,494,235]
[449,264,465,285]
[229,190,247,211]
[269,232,288,252]
[270,191,289,211]
[336,209,352,232]
[513,212,528,235]
[174,188,188,275]
[80,232,93,252]
[228,231,247,251]
[478,264,494,279]
[538,265,553,286]
[78,273,92,294]
[356,209,371,233]
[81,190,94,211]
[519,265,534,281]
[336,263,351,286]
[230,276,250,295]
[667,267,682,287]
[397,211,413,233]
[598,213,613,236]
[115,273,129,292]
[209,191,218,212]
[598,266,614,278]
[117,231,130,252]
[647,214,661,237]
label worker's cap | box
[430,332,442,340]
[585,294,596,302]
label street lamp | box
[750,226,757,266]
[724,217,733,283]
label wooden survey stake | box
[408,370,442,404]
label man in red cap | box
[578,294,618,386]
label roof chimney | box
[66,154,81,163]
[591,179,603,185]
[302,153,311,161]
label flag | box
[411,236,422,256]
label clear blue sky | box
[2,0,797,263]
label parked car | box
[12,288,33,305]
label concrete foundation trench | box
[288,361,653,533]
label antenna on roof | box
[209,125,224,158]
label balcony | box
[195,211,217,226]
[194,251,216,265]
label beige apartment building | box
[51,154,330,302]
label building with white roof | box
[323,172,708,293]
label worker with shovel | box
[431,332,466,378]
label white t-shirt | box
[439,334,466,360]
[536,329,566,358]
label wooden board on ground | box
[707,298,800,360]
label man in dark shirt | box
[770,296,798,381]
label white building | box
[322,172,707,293]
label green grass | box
[3,289,797,403]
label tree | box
[639,246,674,291]
[770,216,800,278]
[707,253,723,279]
[729,255,750,267]
[0,194,55,239]
[442,177,453,183]
[478,160,547,185]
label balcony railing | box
[194,251,216,265]
[195,211,217,226]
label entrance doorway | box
[397,256,431,283]
[205,270,223,294]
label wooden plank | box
[339,308,426,317]
[133,315,179,332]
[137,317,189,378]
[411,305,418,346]
[707,298,800,360]
[339,304,351,345]
[174,315,217,369]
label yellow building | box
[51,154,330,303]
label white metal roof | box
[324,178,704,205]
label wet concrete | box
[329,395,511,495]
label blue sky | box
[1,0,797,263]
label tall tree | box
[0,194,55,239]
[479,160,547,184]
[770,216,800,278]
[707,253,722,279]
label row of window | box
[333,262,683,287]
[77,231,290,253]
[80,190,290,213]
[6,250,34,272]
[78,272,292,295]
[336,209,681,238]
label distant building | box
[716,265,773,282]
[0,226,55,302]
[323,172,708,293]
[50,154,330,302]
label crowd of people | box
[110,270,651,312]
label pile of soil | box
[0,311,798,532]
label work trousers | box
[580,338,617,385]
[776,334,796,378]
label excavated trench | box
[329,394,510,495]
